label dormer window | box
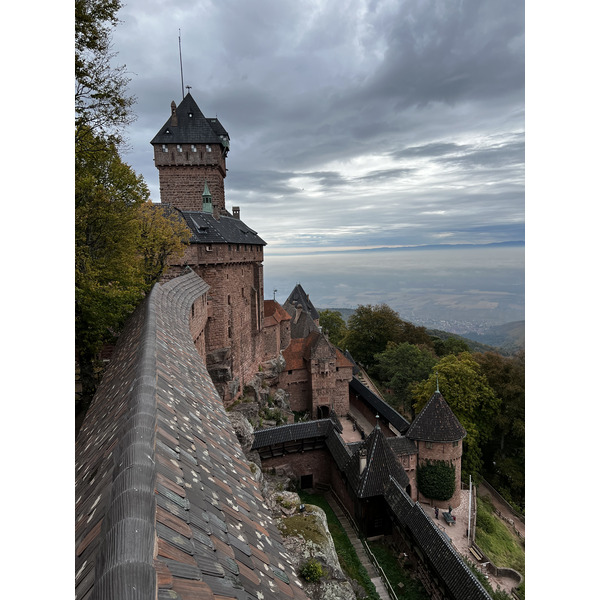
[188,112,193,118]
[165,128,171,134]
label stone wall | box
[166,247,266,404]
[415,439,463,507]
[155,142,227,214]
[261,449,333,489]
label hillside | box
[461,321,525,355]
[425,328,502,355]
[320,307,522,356]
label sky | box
[111,0,525,256]
[3,4,599,597]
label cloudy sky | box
[111,0,524,254]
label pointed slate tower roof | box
[151,93,230,147]
[346,422,409,497]
[406,390,466,443]
[283,284,320,322]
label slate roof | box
[385,479,490,600]
[288,309,319,339]
[349,377,411,434]
[252,419,335,449]
[181,210,266,246]
[385,479,492,600]
[344,424,409,497]
[283,284,320,322]
[387,435,417,455]
[75,271,308,600]
[406,390,467,442]
[151,93,230,147]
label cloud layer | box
[113,0,524,251]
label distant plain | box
[264,243,524,335]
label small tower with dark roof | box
[151,93,230,216]
[345,422,410,536]
[406,389,466,507]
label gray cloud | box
[112,0,524,253]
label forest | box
[319,305,525,512]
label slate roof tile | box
[350,377,410,434]
[182,211,266,246]
[75,271,303,599]
[406,390,467,442]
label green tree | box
[432,336,470,357]
[318,309,347,346]
[374,342,437,417]
[75,136,189,411]
[417,460,456,501]
[340,304,432,369]
[75,0,135,153]
[474,350,525,508]
[138,202,191,285]
[411,353,500,478]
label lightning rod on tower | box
[179,29,185,100]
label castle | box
[75,94,491,600]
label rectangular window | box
[425,441,433,449]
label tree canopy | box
[340,303,431,368]
[474,350,525,508]
[374,342,437,418]
[75,0,134,153]
[411,353,500,478]
[75,2,190,415]
[318,309,348,346]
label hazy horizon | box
[264,243,524,334]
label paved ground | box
[423,491,519,595]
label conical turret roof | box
[151,93,229,147]
[346,423,409,498]
[406,391,466,443]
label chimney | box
[359,448,367,474]
[170,101,178,126]
[233,206,240,219]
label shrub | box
[417,460,455,501]
[300,559,324,582]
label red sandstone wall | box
[260,449,332,488]
[279,370,311,413]
[166,244,266,403]
[155,142,227,214]
[416,439,463,507]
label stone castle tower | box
[151,93,230,215]
[406,389,467,507]
[152,94,269,403]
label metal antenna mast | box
[179,29,185,100]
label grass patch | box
[475,494,525,576]
[278,512,329,547]
[298,491,380,600]
[368,539,429,600]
